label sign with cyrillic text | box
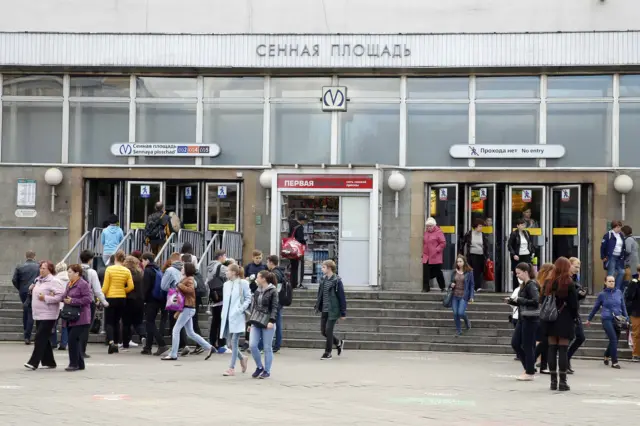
[449,145,565,159]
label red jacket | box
[422,226,446,265]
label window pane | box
[547,103,612,167]
[476,76,540,99]
[135,104,196,165]
[2,101,62,163]
[620,103,640,167]
[270,104,331,164]
[407,77,469,100]
[2,75,63,97]
[69,103,129,164]
[619,75,640,98]
[70,76,130,97]
[340,104,400,165]
[203,104,263,165]
[203,77,264,98]
[547,75,613,98]
[270,77,331,98]
[475,103,539,166]
[407,104,469,167]
[136,77,197,98]
[338,78,400,98]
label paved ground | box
[0,343,639,425]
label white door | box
[338,196,370,287]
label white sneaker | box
[128,341,139,347]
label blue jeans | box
[602,318,621,364]
[51,318,68,348]
[228,332,245,369]
[250,325,275,373]
[607,255,625,291]
[19,292,34,340]
[259,307,283,351]
[169,308,212,358]
[451,296,469,333]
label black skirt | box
[540,308,576,340]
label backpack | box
[145,213,167,242]
[540,282,562,322]
[274,268,293,307]
[151,267,166,301]
[194,270,207,299]
[207,264,224,303]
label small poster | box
[521,189,532,203]
[16,179,37,207]
[185,187,192,200]
[140,185,151,199]
[561,189,570,202]
[218,186,227,199]
[439,188,448,201]
[479,188,487,200]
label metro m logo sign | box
[322,86,348,111]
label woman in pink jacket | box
[422,217,447,292]
[25,261,65,370]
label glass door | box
[177,183,200,231]
[125,181,164,231]
[549,185,581,262]
[468,184,496,290]
[205,183,241,235]
[505,185,547,292]
[426,184,458,279]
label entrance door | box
[165,183,201,231]
[505,186,547,292]
[126,181,164,231]
[205,183,241,235]
[338,196,370,287]
[426,184,459,281]
[467,184,497,290]
[550,185,581,262]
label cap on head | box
[425,217,437,227]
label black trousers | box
[422,263,445,291]
[68,324,89,369]
[105,298,126,344]
[535,340,549,369]
[320,312,340,354]
[27,320,57,368]
[82,302,96,355]
[290,259,301,288]
[144,300,166,348]
[122,301,145,347]
[468,254,485,291]
[512,254,532,287]
[511,318,539,375]
[568,320,586,361]
[209,304,226,348]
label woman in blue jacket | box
[586,275,630,369]
[449,255,474,336]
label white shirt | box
[518,232,530,256]
[613,232,623,256]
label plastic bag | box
[484,259,495,281]
[281,237,305,260]
[165,288,185,312]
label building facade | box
[1,0,639,291]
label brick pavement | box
[0,343,638,425]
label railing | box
[105,230,134,266]
[222,230,243,264]
[91,227,104,258]
[133,228,149,253]
[177,229,205,259]
[154,232,177,267]
[61,231,91,265]
[198,233,221,273]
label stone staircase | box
[0,284,632,359]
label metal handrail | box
[177,229,205,259]
[105,230,134,266]
[221,230,243,264]
[61,231,91,264]
[133,229,148,253]
[154,233,177,266]
[198,233,221,273]
[91,227,104,257]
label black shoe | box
[108,343,118,354]
[153,345,168,356]
[24,339,31,345]
[550,373,558,391]
[611,363,621,369]
[180,347,190,357]
[140,348,153,355]
[273,347,280,353]
[65,366,80,372]
[204,347,216,360]
[337,340,345,356]
[558,373,570,391]
[192,346,205,355]
[83,353,91,359]
[566,367,574,374]
[604,357,610,366]
[57,346,67,351]
[321,353,332,360]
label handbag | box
[613,315,629,330]
[165,288,185,312]
[442,287,453,308]
[539,281,561,321]
[281,225,306,260]
[484,259,495,281]
[60,304,82,322]
[248,309,270,328]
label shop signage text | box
[277,175,373,190]
[256,43,411,58]
[322,86,347,111]
[449,144,565,159]
[110,143,221,157]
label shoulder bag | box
[442,286,453,308]
[540,281,563,322]
[60,304,82,322]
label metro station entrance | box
[425,183,589,293]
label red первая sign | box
[277,174,373,190]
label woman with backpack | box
[219,264,252,376]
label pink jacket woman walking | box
[422,217,447,292]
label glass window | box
[135,104,196,165]
[475,103,539,166]
[406,104,469,167]
[68,103,129,164]
[619,75,640,98]
[407,77,469,100]
[70,76,130,97]
[546,103,612,167]
[340,104,400,165]
[620,103,640,167]
[547,75,613,98]
[338,78,400,98]
[203,104,263,165]
[136,77,197,98]
[476,76,540,99]
[2,75,64,97]
[203,77,264,98]
[270,104,331,164]
[270,77,331,98]
[1,101,63,163]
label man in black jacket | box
[289,214,308,290]
[12,250,39,344]
[140,252,167,356]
